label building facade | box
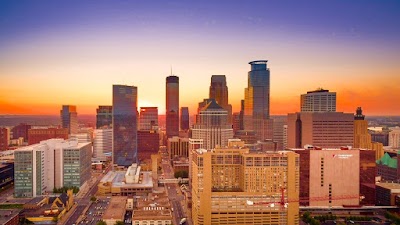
[167,136,189,160]
[11,123,31,142]
[137,130,160,161]
[96,105,112,128]
[180,107,190,131]
[192,99,233,150]
[0,162,14,189]
[243,60,273,141]
[287,112,354,148]
[0,127,10,151]
[191,147,299,225]
[389,127,400,148]
[60,105,78,134]
[300,89,336,112]
[93,128,112,160]
[28,128,69,145]
[166,76,179,138]
[209,75,232,123]
[139,107,158,131]
[113,85,138,166]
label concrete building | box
[132,192,173,225]
[11,123,31,142]
[191,147,299,225]
[371,131,389,146]
[180,107,190,131]
[209,75,232,123]
[139,107,158,131]
[28,127,68,145]
[376,152,399,182]
[389,127,400,148]
[166,76,179,138]
[102,196,127,225]
[60,105,78,134]
[93,128,112,159]
[287,112,354,149]
[192,99,233,150]
[272,115,287,150]
[14,139,92,198]
[96,105,113,128]
[113,84,138,166]
[243,60,273,141]
[167,136,189,160]
[0,127,10,150]
[375,183,400,206]
[292,147,375,206]
[300,89,336,112]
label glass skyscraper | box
[112,85,138,166]
[180,107,189,130]
[166,76,179,138]
[244,60,273,140]
[96,105,113,128]
[60,105,78,134]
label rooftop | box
[102,196,127,220]
[376,182,400,192]
[376,153,397,169]
[0,209,21,224]
[100,171,153,188]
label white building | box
[389,127,400,148]
[301,89,336,112]
[93,129,112,159]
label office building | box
[293,147,369,206]
[389,127,400,148]
[191,147,299,225]
[243,60,273,141]
[60,105,78,134]
[11,123,31,142]
[287,112,354,148]
[0,127,10,151]
[14,139,92,198]
[376,152,399,182]
[28,127,68,145]
[113,85,138,166]
[0,162,14,189]
[166,76,179,138]
[139,107,158,131]
[300,89,336,112]
[96,105,112,128]
[375,183,400,206]
[232,112,241,133]
[180,107,189,131]
[272,116,287,150]
[209,75,232,123]
[371,132,389,146]
[93,128,112,160]
[167,136,189,160]
[192,99,233,150]
[137,130,159,161]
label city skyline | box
[1,1,400,116]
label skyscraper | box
[243,60,273,141]
[209,75,232,123]
[60,105,78,134]
[93,128,112,160]
[113,85,138,166]
[139,107,158,131]
[166,76,179,138]
[180,107,189,131]
[191,99,233,150]
[96,105,113,128]
[300,89,336,112]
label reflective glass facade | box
[113,85,138,166]
[166,76,179,138]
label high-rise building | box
[28,127,69,145]
[93,129,112,160]
[60,105,78,134]
[0,128,10,151]
[14,139,91,198]
[389,127,400,148]
[272,115,288,150]
[96,106,112,128]
[287,112,354,148]
[192,99,233,150]
[209,75,232,123]
[371,132,389,146]
[167,136,189,160]
[137,130,159,161]
[243,60,273,141]
[139,107,158,131]
[180,107,189,131]
[11,123,31,142]
[113,85,138,166]
[232,112,241,133]
[191,147,299,225]
[166,76,179,138]
[300,89,336,112]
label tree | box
[90,196,97,202]
[96,221,107,225]
[114,221,124,225]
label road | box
[161,147,188,225]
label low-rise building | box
[375,182,400,206]
[102,196,127,225]
[132,192,172,225]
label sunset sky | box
[0,1,399,116]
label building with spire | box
[166,76,179,138]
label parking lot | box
[78,197,110,225]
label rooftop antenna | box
[170,65,173,76]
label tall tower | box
[139,107,158,131]
[192,99,233,150]
[96,105,112,128]
[60,105,78,134]
[300,89,336,112]
[112,85,138,166]
[244,60,273,141]
[166,76,179,138]
[180,107,189,131]
[209,75,232,123]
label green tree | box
[90,196,97,202]
[97,221,107,225]
[114,221,124,225]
